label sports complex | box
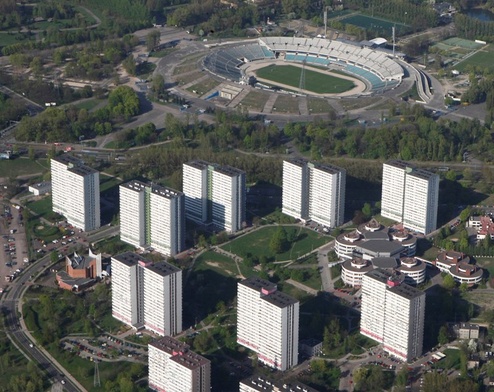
[202,37,405,98]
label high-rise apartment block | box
[111,252,182,336]
[360,269,425,362]
[381,160,439,234]
[120,180,185,256]
[149,336,211,392]
[183,160,246,233]
[237,277,299,371]
[282,158,346,228]
[51,155,100,231]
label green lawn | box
[432,348,461,370]
[222,226,331,261]
[74,99,103,111]
[455,48,494,72]
[195,251,242,277]
[256,64,355,94]
[0,157,49,177]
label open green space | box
[455,47,494,72]
[308,97,335,114]
[339,14,410,35]
[74,99,103,111]
[239,90,269,111]
[0,32,34,48]
[256,64,355,94]
[432,348,461,370]
[0,157,48,177]
[273,94,300,114]
[221,226,331,261]
[194,251,242,277]
[186,78,221,96]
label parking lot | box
[0,204,29,291]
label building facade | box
[111,252,182,336]
[282,159,345,228]
[237,277,299,371]
[120,180,185,256]
[381,160,439,234]
[360,269,425,362]
[183,160,246,233]
[51,155,100,231]
[149,336,211,392]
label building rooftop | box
[372,257,399,269]
[121,180,148,192]
[285,157,308,168]
[151,184,183,198]
[170,350,210,370]
[146,261,181,277]
[29,181,51,190]
[112,252,144,267]
[362,230,390,240]
[408,168,437,181]
[309,161,344,175]
[262,290,298,308]
[388,281,424,300]
[69,165,98,176]
[150,336,189,354]
[53,154,82,166]
[67,251,95,271]
[56,271,94,290]
[240,376,319,392]
[185,160,210,170]
[213,164,245,177]
[384,159,436,180]
[240,276,277,293]
[358,240,403,255]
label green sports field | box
[255,64,355,94]
[455,45,494,72]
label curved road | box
[1,255,84,392]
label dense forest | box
[455,13,494,43]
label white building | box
[149,336,211,392]
[51,155,100,231]
[381,160,439,235]
[183,160,246,233]
[237,277,299,371]
[360,269,425,362]
[239,376,319,392]
[282,158,346,228]
[120,181,185,256]
[111,252,182,336]
[28,181,51,196]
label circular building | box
[396,257,426,285]
[341,257,374,286]
[434,250,483,285]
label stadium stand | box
[202,37,404,93]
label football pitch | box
[255,64,355,94]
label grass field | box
[455,46,494,72]
[222,226,331,261]
[176,71,205,86]
[186,78,221,96]
[256,64,355,94]
[0,157,49,177]
[74,99,103,111]
[339,14,410,35]
[273,94,300,114]
[240,90,269,111]
[308,97,335,114]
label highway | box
[1,254,84,392]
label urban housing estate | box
[183,160,246,233]
[119,180,185,256]
[237,277,299,371]
[51,155,100,231]
[360,269,426,362]
[381,160,439,235]
[111,252,182,337]
[149,336,211,392]
[282,158,346,228]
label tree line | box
[455,13,494,43]
[14,86,140,142]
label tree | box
[146,30,161,51]
[269,226,288,254]
[442,274,456,290]
[395,366,409,387]
[28,146,35,160]
[151,74,166,99]
[438,325,449,345]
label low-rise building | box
[299,338,322,358]
[458,323,480,340]
[28,181,52,196]
[434,251,483,285]
[56,249,103,291]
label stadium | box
[203,37,405,97]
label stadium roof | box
[370,37,387,46]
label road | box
[1,253,85,391]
